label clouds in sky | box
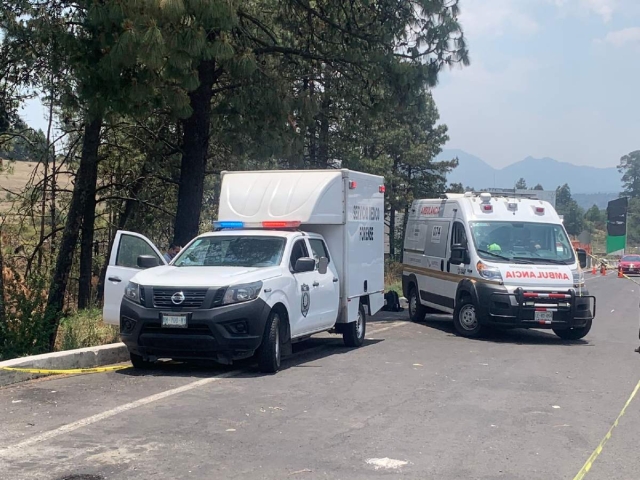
[599,26,640,47]
[432,0,640,168]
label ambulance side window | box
[451,222,468,248]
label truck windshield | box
[173,236,286,268]
[469,221,575,265]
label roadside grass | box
[56,309,119,351]
[385,261,403,296]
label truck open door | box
[103,230,166,325]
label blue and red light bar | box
[214,220,302,229]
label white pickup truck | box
[103,169,385,372]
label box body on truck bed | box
[103,169,385,372]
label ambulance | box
[103,169,385,373]
[402,192,595,339]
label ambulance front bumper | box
[475,283,596,329]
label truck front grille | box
[153,288,208,308]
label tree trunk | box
[0,234,5,325]
[318,69,331,167]
[388,207,396,260]
[77,128,101,309]
[38,92,55,272]
[173,60,217,247]
[44,117,102,350]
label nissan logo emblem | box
[171,291,186,305]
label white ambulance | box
[402,192,595,339]
[103,169,385,373]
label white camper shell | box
[103,169,385,373]
[402,192,596,340]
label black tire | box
[130,352,152,369]
[553,319,592,340]
[408,286,428,322]
[344,304,367,347]
[257,311,282,374]
[453,296,484,338]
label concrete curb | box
[0,343,129,387]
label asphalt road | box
[1,271,639,480]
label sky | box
[431,0,640,168]
[18,0,640,170]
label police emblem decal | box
[301,284,310,317]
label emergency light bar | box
[214,220,302,229]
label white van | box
[103,169,385,373]
[402,192,595,339]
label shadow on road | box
[114,337,383,379]
[422,315,590,347]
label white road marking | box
[366,457,409,470]
[0,371,241,454]
[1,320,408,454]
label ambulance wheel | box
[130,352,152,369]
[257,311,282,374]
[553,319,592,341]
[453,297,483,338]
[408,287,427,322]
[344,304,366,347]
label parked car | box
[618,254,640,275]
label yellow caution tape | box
[621,273,640,286]
[0,364,128,375]
[573,379,640,480]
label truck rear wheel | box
[453,297,484,338]
[553,319,592,340]
[408,286,427,322]
[257,311,282,373]
[344,304,366,347]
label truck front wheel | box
[553,319,592,340]
[453,296,484,338]
[257,311,282,373]
[130,352,152,370]
[343,304,366,347]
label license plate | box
[161,314,188,328]
[534,311,553,322]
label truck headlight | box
[572,269,585,288]
[124,282,141,303]
[477,261,503,281]
[223,281,263,305]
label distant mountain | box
[572,193,619,210]
[439,149,620,195]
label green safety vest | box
[488,243,501,252]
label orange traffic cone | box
[619,266,624,278]
[601,264,607,276]
[591,264,597,275]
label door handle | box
[313,281,320,287]
[108,276,122,283]
[333,277,339,283]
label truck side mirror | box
[294,257,316,273]
[137,255,159,269]
[449,244,469,266]
[318,257,329,275]
[576,249,587,269]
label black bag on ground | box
[383,291,403,312]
